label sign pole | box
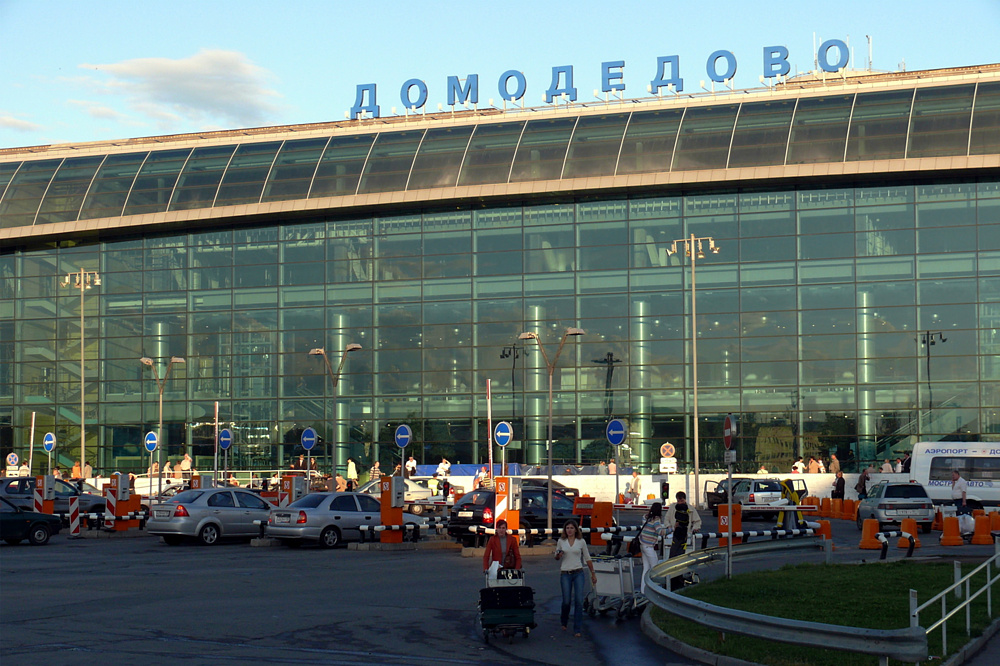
[486,379,493,479]
[213,401,220,486]
[723,413,736,580]
[28,412,36,474]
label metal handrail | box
[910,538,1000,656]
[644,538,929,663]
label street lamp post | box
[62,269,100,480]
[518,327,584,536]
[310,343,362,474]
[667,234,720,509]
[140,356,186,497]
[499,344,528,441]
[918,331,946,440]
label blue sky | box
[2,0,998,148]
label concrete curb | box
[349,542,417,551]
[943,616,1000,666]
[640,604,764,666]
[71,528,152,539]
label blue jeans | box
[560,568,586,633]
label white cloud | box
[67,99,130,122]
[0,115,42,132]
[79,49,282,130]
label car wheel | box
[856,513,864,530]
[409,503,424,515]
[28,523,51,546]
[4,538,22,545]
[198,524,220,545]
[163,535,183,546]
[319,526,341,549]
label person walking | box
[180,453,192,480]
[855,467,871,500]
[829,454,841,475]
[951,470,969,513]
[637,502,667,594]
[664,491,701,591]
[628,470,642,504]
[83,461,93,479]
[346,457,358,490]
[554,519,596,637]
[71,461,82,479]
[807,457,819,474]
[482,519,521,573]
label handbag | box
[628,519,648,556]
[503,544,517,569]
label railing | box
[910,538,1000,657]
[643,537,930,664]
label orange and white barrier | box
[68,496,81,536]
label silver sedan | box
[146,488,273,545]
[266,492,425,548]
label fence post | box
[909,589,918,629]
[954,561,962,600]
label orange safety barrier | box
[816,520,833,542]
[898,518,921,549]
[859,519,882,549]
[939,516,964,546]
[972,508,985,518]
[970,515,993,545]
[589,501,614,547]
[843,499,856,521]
[931,509,944,532]
[819,497,831,518]
[718,503,742,547]
[991,511,1000,533]
[831,498,844,520]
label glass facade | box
[4,81,1000,230]
[2,180,999,478]
[2,71,999,479]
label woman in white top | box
[554,519,596,636]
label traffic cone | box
[939,516,964,546]
[831,498,844,520]
[970,515,993,545]
[898,518,921,548]
[972,508,985,518]
[819,497,831,518]
[932,509,944,531]
[991,511,1000,533]
[859,519,882,549]
[843,499,856,521]
[816,519,833,542]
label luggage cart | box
[584,553,644,620]
[478,569,536,643]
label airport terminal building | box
[2,63,999,477]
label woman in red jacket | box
[482,520,521,571]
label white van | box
[909,442,1000,509]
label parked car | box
[266,492,426,548]
[518,478,580,499]
[704,477,751,517]
[855,481,935,533]
[729,478,785,519]
[146,488,273,545]
[355,477,434,514]
[0,496,62,545]
[446,487,577,547]
[0,476,106,521]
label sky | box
[2,0,999,149]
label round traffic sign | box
[6,452,18,466]
[219,428,233,451]
[395,424,412,449]
[300,427,318,451]
[606,419,627,447]
[42,432,56,453]
[659,442,675,458]
[144,431,158,453]
[724,415,735,450]
[494,421,513,447]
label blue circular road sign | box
[606,419,628,447]
[494,421,513,448]
[219,428,234,451]
[395,424,412,449]
[42,432,57,453]
[300,427,318,451]
[144,431,158,453]
[6,452,19,466]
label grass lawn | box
[650,560,999,666]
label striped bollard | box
[68,496,81,536]
[279,492,289,508]
[34,485,44,513]
[104,488,117,529]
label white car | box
[266,492,427,547]
[355,478,435,514]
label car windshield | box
[884,485,929,499]
[290,494,327,508]
[169,490,204,503]
[456,490,491,507]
